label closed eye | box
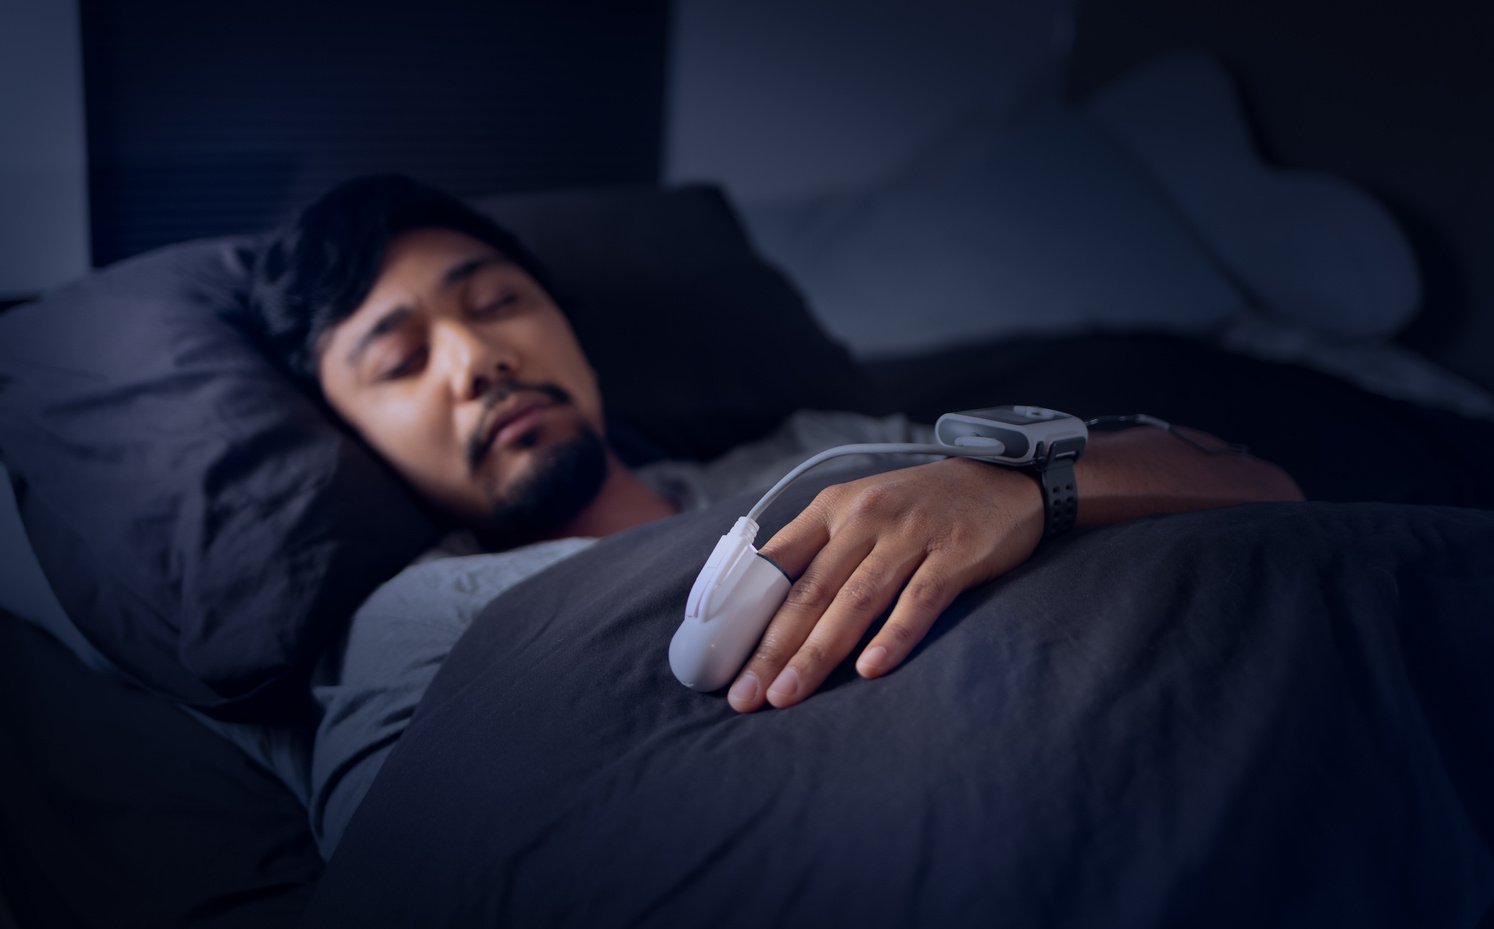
[472,293,520,319]
[378,345,428,382]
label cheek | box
[347,392,456,476]
[573,358,603,418]
[537,321,602,418]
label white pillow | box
[1085,52,1420,339]
[743,108,1248,359]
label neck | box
[542,451,677,541]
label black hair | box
[247,174,556,386]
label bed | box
[3,33,1494,929]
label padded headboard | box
[1066,0,1494,392]
[80,0,668,266]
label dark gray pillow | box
[0,184,879,713]
[480,186,884,462]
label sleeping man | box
[248,175,1302,856]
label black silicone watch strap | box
[1038,456,1078,539]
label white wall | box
[665,0,1072,205]
[0,0,90,298]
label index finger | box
[755,496,833,581]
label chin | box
[469,420,610,551]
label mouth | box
[469,393,558,470]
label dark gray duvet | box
[304,467,1494,928]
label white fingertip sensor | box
[670,517,791,691]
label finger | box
[726,532,874,713]
[764,544,927,710]
[754,486,842,581]
[854,555,970,679]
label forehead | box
[369,227,510,295]
[334,227,518,335]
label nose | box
[435,321,517,402]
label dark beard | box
[472,422,608,552]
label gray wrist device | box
[934,405,1088,539]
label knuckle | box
[943,521,979,546]
[906,575,949,611]
[796,639,830,670]
[811,484,847,514]
[749,630,791,667]
[785,574,831,609]
[881,620,921,650]
[839,576,883,614]
[847,484,894,519]
[929,524,976,554]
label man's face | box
[318,228,607,541]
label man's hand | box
[726,457,1044,712]
[724,425,1303,713]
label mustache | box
[466,380,573,472]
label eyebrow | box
[345,254,512,369]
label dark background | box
[1066,0,1494,398]
[14,0,1494,392]
[80,0,669,263]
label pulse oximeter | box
[669,405,1089,691]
